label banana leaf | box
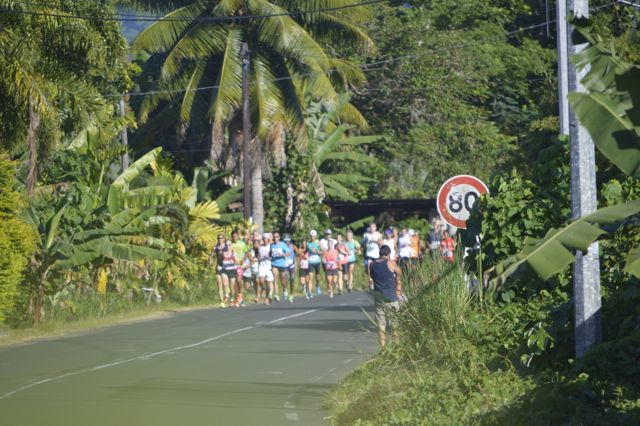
[624,246,640,279]
[490,199,640,287]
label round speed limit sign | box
[437,175,489,229]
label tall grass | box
[400,258,471,340]
[326,257,529,425]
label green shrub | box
[0,153,36,325]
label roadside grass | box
[325,258,532,425]
[0,261,374,348]
[0,300,216,348]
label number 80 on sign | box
[436,175,489,229]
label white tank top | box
[382,238,396,260]
[398,235,412,259]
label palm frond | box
[209,28,243,122]
[131,2,208,53]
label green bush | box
[0,153,36,325]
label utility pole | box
[119,99,129,170]
[241,42,252,222]
[557,0,601,358]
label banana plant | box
[568,26,640,177]
[489,200,640,288]
[305,96,381,201]
[489,28,640,287]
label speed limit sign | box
[437,175,489,229]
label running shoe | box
[288,294,294,303]
[239,300,247,307]
[329,291,334,299]
[283,290,289,301]
[253,297,260,304]
[348,286,353,293]
[316,285,321,295]
[265,297,271,305]
[273,294,280,302]
[305,292,310,300]
[219,302,227,308]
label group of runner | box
[209,223,427,308]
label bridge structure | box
[325,198,437,229]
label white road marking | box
[284,401,296,409]
[266,309,318,325]
[285,413,300,421]
[258,371,283,375]
[311,375,323,382]
[1,308,322,400]
[343,358,353,365]
[328,367,337,373]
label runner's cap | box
[325,229,332,235]
[385,229,393,235]
[408,229,415,236]
[310,230,318,237]
[262,232,270,239]
[283,234,292,242]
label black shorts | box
[222,269,237,278]
[309,263,321,274]
[325,269,338,276]
[299,268,309,277]
[273,265,288,273]
[342,261,355,274]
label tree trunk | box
[33,282,45,326]
[210,118,225,167]
[284,176,295,231]
[251,139,264,232]
[26,102,41,196]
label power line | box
[617,0,640,8]
[0,0,386,22]
[110,19,565,99]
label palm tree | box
[0,1,130,195]
[129,0,373,230]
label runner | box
[284,235,297,296]
[335,233,350,295]
[322,239,340,298]
[368,244,402,347]
[210,233,232,307]
[220,242,238,308]
[319,229,337,252]
[257,233,275,304]
[249,239,262,303]
[307,230,323,295]
[230,230,249,307]
[363,223,382,290]
[382,229,397,261]
[241,240,257,300]
[440,230,456,263]
[397,228,413,270]
[427,226,440,257]
[271,232,292,303]
[411,230,423,264]
[344,230,360,292]
[298,240,313,299]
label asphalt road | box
[0,291,377,426]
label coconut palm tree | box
[128,0,373,230]
[0,0,130,195]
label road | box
[0,292,377,426]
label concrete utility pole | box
[556,0,602,358]
[119,99,129,170]
[241,42,252,222]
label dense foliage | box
[349,0,557,197]
[0,154,37,324]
